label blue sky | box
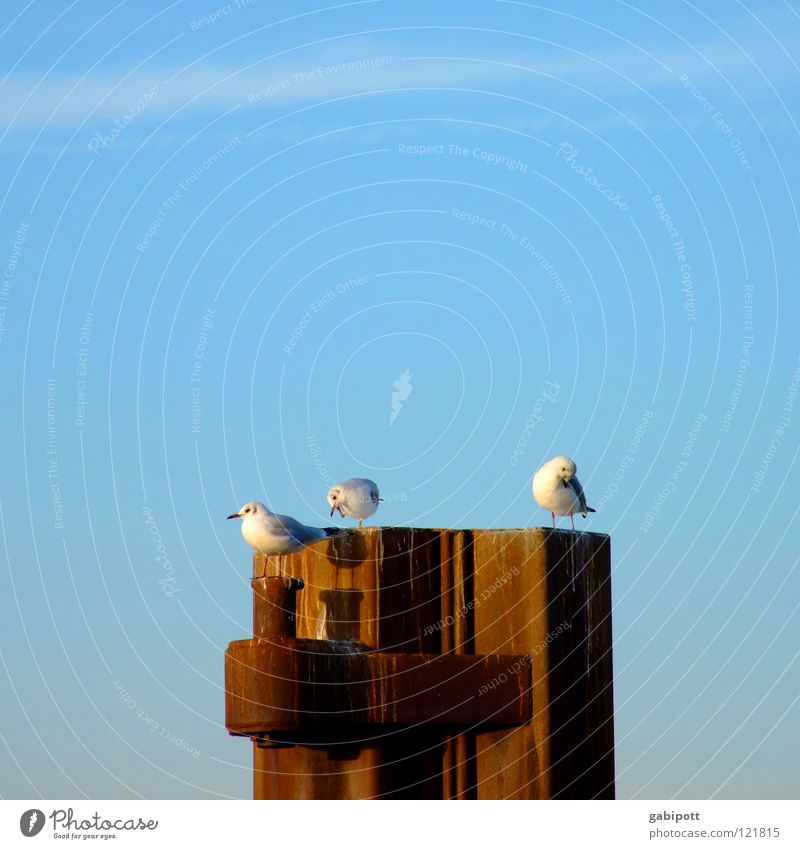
[1,0,799,799]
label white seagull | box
[532,455,596,530]
[327,478,381,528]
[227,500,342,576]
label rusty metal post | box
[251,576,303,640]
[470,528,615,799]
[224,527,613,799]
[249,528,446,800]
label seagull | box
[227,501,342,576]
[532,455,596,530]
[327,478,382,528]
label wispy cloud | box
[0,44,532,133]
[1,26,796,136]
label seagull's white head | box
[552,455,577,483]
[226,501,267,521]
[326,486,345,517]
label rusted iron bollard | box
[251,576,303,641]
[224,527,613,799]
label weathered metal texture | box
[470,528,614,799]
[251,576,304,640]
[249,528,447,799]
[228,526,613,799]
[251,527,442,649]
[226,639,532,733]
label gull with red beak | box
[227,500,343,576]
[532,455,596,530]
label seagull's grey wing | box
[370,486,380,505]
[271,513,325,544]
[567,476,590,514]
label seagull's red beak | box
[226,512,240,519]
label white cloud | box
[1,26,795,136]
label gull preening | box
[327,478,381,528]
[532,455,596,530]
[227,500,342,576]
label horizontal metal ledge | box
[225,638,532,736]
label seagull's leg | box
[551,512,556,529]
[570,510,575,531]
[358,518,363,529]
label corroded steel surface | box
[225,526,613,799]
[226,638,532,733]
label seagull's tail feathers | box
[584,506,596,515]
